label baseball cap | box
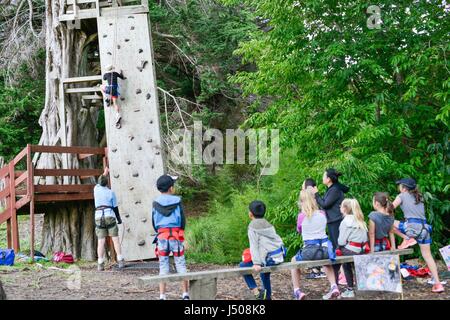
[156,174,178,192]
[395,178,416,190]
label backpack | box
[0,249,15,266]
[52,252,74,264]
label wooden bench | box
[138,248,413,299]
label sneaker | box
[182,295,190,300]
[118,259,125,269]
[97,262,105,271]
[105,99,111,107]
[398,238,417,250]
[322,286,340,300]
[316,272,327,278]
[432,283,445,293]
[255,289,268,300]
[338,272,348,286]
[341,289,355,298]
[115,112,121,122]
[294,290,306,300]
[427,278,447,285]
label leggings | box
[327,220,342,284]
[340,247,361,289]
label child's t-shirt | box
[297,210,327,241]
[368,211,394,239]
[397,192,426,220]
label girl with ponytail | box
[368,193,396,253]
[337,199,369,298]
[392,178,444,293]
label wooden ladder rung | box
[65,87,102,94]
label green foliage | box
[0,52,45,161]
[219,0,450,256]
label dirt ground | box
[1,261,448,300]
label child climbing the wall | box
[101,65,126,128]
[337,198,369,298]
[239,200,285,300]
[369,192,396,253]
[291,187,339,300]
[152,174,189,300]
[392,178,445,293]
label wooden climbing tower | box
[59,0,165,261]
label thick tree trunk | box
[36,0,99,260]
[0,280,6,300]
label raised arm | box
[392,195,402,209]
[314,187,340,209]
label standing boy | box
[239,200,285,300]
[152,175,189,300]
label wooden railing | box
[0,144,107,259]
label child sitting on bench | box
[290,186,340,300]
[239,200,285,300]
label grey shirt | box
[368,211,394,239]
[398,192,426,220]
[248,218,284,266]
[338,215,368,253]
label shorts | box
[399,220,432,244]
[104,85,120,98]
[95,216,118,239]
[295,244,329,262]
[157,239,187,276]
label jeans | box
[157,239,186,275]
[239,260,275,299]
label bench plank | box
[139,249,413,286]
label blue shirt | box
[94,185,117,218]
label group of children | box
[237,170,445,300]
[95,168,445,300]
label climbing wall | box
[97,13,164,261]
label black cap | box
[396,178,416,190]
[157,175,178,192]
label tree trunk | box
[0,280,6,300]
[36,0,99,260]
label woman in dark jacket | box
[312,168,349,285]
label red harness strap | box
[155,227,185,257]
[375,237,391,250]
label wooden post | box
[8,162,19,252]
[189,278,217,300]
[27,145,35,262]
[4,171,12,248]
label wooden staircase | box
[0,145,108,259]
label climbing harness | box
[398,218,432,245]
[95,205,117,229]
[153,227,185,258]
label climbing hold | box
[124,38,130,42]
[107,52,112,55]
[141,218,147,223]
[120,97,125,101]
[127,228,130,232]
[146,93,151,100]
[114,174,119,178]
[134,109,140,112]
[117,45,120,49]
[103,34,107,38]
[112,147,117,153]
[131,26,135,30]
[129,135,134,141]
[138,49,143,53]
[135,200,142,205]
[149,120,153,124]
[137,146,142,150]
[137,240,145,246]
[125,214,130,218]
[155,151,160,155]
[132,172,139,177]
[129,187,134,191]
[151,165,155,169]
[137,60,148,72]
[147,138,153,143]
[136,89,142,94]
[109,23,113,26]
[126,160,131,165]
[128,16,135,19]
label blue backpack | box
[0,249,15,266]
